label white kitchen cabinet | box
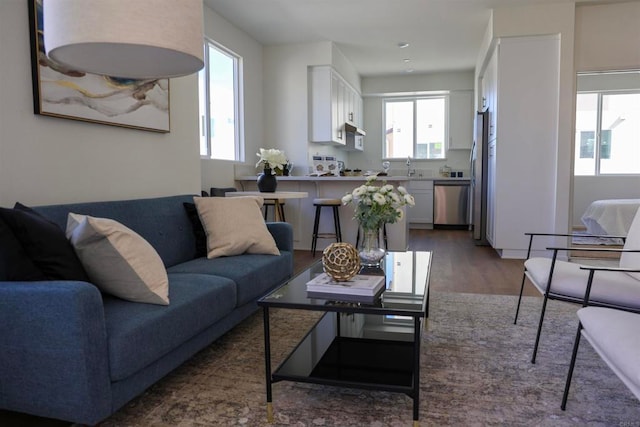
[482,35,560,258]
[482,48,498,142]
[408,180,434,227]
[448,90,474,150]
[308,66,345,145]
[309,65,363,147]
[344,84,355,124]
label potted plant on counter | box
[255,148,288,192]
[342,176,415,266]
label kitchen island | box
[235,175,410,251]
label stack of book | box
[306,273,385,304]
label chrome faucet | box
[406,157,415,177]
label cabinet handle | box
[349,112,353,121]
[338,130,343,140]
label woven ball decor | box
[322,242,360,281]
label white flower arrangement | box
[342,176,415,231]
[256,148,288,173]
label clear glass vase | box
[359,226,385,267]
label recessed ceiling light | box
[405,68,414,73]
[403,58,411,63]
[397,42,409,49]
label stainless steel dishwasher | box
[433,181,470,226]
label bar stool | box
[263,199,286,222]
[311,198,342,257]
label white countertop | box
[235,175,468,182]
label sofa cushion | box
[0,204,89,281]
[0,216,46,281]
[578,307,640,396]
[34,195,199,268]
[183,202,207,258]
[104,272,236,381]
[66,213,169,305]
[193,196,280,259]
[167,251,293,306]
[525,257,640,308]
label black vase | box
[257,168,277,192]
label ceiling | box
[203,0,614,77]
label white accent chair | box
[562,306,640,409]
[514,207,640,363]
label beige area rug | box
[100,292,640,426]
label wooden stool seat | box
[311,198,343,256]
[313,198,342,206]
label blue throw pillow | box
[0,203,90,281]
[0,215,47,281]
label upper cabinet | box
[448,90,474,150]
[481,48,498,142]
[309,66,364,150]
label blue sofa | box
[0,195,293,425]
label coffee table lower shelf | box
[265,311,421,425]
[276,335,415,391]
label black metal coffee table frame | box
[258,251,431,426]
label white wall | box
[258,42,332,177]
[475,3,575,236]
[200,4,264,191]
[363,70,473,96]
[254,41,362,177]
[0,0,201,207]
[356,70,474,174]
[575,2,640,72]
[571,2,640,225]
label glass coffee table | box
[258,250,431,426]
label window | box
[198,39,243,161]
[384,96,447,159]
[575,92,640,175]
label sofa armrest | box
[0,281,112,424]
[267,221,294,252]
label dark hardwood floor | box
[1,229,537,426]
[295,228,538,297]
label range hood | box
[344,122,366,136]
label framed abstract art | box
[28,0,170,133]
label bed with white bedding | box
[581,199,640,236]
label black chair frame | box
[513,232,634,364]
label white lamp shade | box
[43,0,204,79]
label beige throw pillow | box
[66,213,169,305]
[193,196,280,259]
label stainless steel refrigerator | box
[470,110,489,245]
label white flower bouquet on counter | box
[255,148,288,173]
[342,176,414,266]
[342,176,415,230]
